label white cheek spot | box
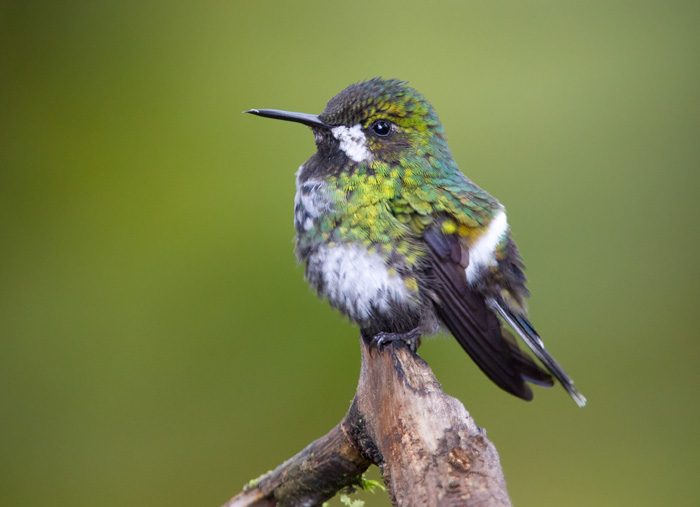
[310,244,408,321]
[466,210,509,284]
[331,124,372,162]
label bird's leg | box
[366,328,423,353]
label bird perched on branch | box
[246,78,585,406]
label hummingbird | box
[245,78,585,406]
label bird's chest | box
[294,177,413,323]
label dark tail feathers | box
[489,299,587,407]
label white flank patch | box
[331,124,372,162]
[309,244,408,321]
[465,210,509,284]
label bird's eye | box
[370,120,392,137]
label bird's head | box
[246,78,449,166]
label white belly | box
[306,243,410,322]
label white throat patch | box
[331,124,372,162]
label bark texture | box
[222,337,512,507]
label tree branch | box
[223,337,512,507]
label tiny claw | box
[407,336,422,353]
[362,331,378,357]
[370,334,387,351]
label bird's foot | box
[367,328,422,353]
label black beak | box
[244,109,329,129]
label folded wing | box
[423,228,554,401]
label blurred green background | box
[2,1,699,506]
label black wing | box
[424,228,554,401]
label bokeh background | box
[2,1,699,506]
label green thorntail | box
[246,78,585,406]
